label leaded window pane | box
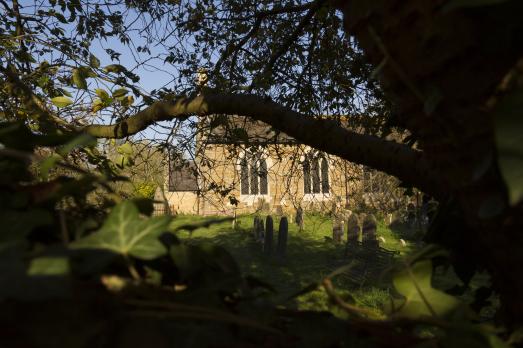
[259,159,268,195]
[311,157,321,193]
[321,157,329,193]
[250,159,259,194]
[240,157,249,194]
[303,159,311,194]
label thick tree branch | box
[84,91,443,197]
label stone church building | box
[156,116,369,216]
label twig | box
[322,278,381,319]
[124,299,281,334]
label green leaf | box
[117,142,133,155]
[494,87,523,205]
[391,260,462,318]
[57,133,96,156]
[51,96,73,107]
[72,68,87,89]
[104,64,126,73]
[92,98,104,112]
[0,246,71,301]
[72,201,172,260]
[112,88,129,98]
[89,54,100,68]
[95,88,110,101]
[27,256,70,276]
[39,153,62,180]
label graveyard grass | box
[171,213,415,316]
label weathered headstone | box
[362,214,379,248]
[295,207,304,232]
[264,215,274,254]
[346,213,360,244]
[332,218,344,243]
[277,216,289,258]
[258,218,265,242]
[253,216,264,241]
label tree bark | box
[335,0,523,325]
[84,92,443,198]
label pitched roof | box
[204,115,296,144]
[168,160,198,192]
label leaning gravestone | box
[332,218,344,244]
[277,216,289,258]
[362,214,379,248]
[346,213,360,245]
[295,207,304,232]
[264,215,274,254]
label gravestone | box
[253,216,264,241]
[362,214,379,248]
[253,216,260,239]
[295,207,304,232]
[346,213,360,244]
[332,218,344,243]
[277,216,289,258]
[264,215,274,254]
[257,218,265,242]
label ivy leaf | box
[51,96,73,107]
[390,260,462,318]
[494,87,523,205]
[27,256,70,276]
[0,246,71,301]
[72,201,171,260]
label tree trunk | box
[335,0,523,325]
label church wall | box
[185,144,362,216]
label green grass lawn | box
[170,213,414,315]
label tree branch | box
[84,91,443,197]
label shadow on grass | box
[183,223,393,311]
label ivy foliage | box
[0,121,515,347]
[0,0,521,346]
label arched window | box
[240,157,249,195]
[240,152,269,195]
[303,153,329,195]
[259,158,268,194]
[321,157,330,194]
[303,158,311,194]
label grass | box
[170,213,411,314]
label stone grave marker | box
[362,214,379,248]
[277,216,289,258]
[264,215,274,254]
[332,218,344,243]
[346,213,360,245]
[257,217,265,242]
[295,207,304,232]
